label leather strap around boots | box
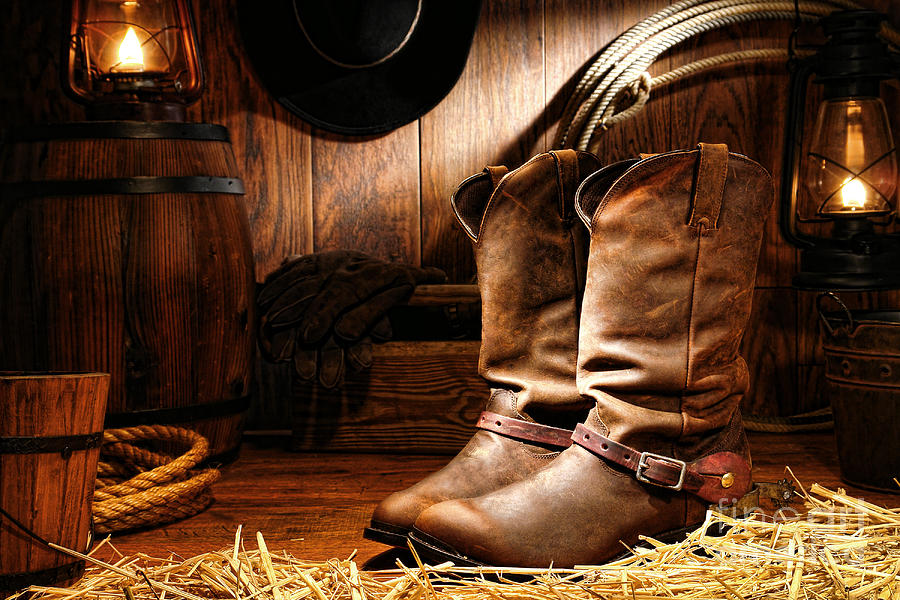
[477,411,573,449]
[572,424,751,504]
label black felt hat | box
[239,0,482,136]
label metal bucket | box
[818,293,900,493]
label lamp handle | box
[779,56,820,250]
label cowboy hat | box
[239,0,482,135]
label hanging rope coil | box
[555,0,900,153]
[93,425,220,534]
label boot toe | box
[370,489,433,534]
[412,499,511,566]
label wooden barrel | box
[0,372,109,597]
[0,122,256,462]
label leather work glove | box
[257,250,446,389]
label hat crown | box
[293,0,422,68]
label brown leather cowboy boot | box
[410,143,774,567]
[364,150,600,547]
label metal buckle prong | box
[636,452,687,491]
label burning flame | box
[841,177,867,210]
[116,26,144,72]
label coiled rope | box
[554,0,900,153]
[552,0,900,431]
[93,425,220,534]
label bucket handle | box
[816,292,855,336]
[0,503,93,555]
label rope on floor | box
[93,425,220,534]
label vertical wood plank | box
[194,0,314,281]
[546,0,675,162]
[311,126,420,264]
[740,288,797,417]
[420,0,545,281]
[666,21,797,287]
[0,0,82,127]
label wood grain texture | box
[739,288,797,417]
[3,0,900,426]
[97,432,900,568]
[311,126,420,264]
[419,0,545,282]
[0,374,108,588]
[796,365,826,416]
[290,341,486,454]
[0,1,82,126]
[797,290,879,365]
[0,132,255,458]
[191,0,314,282]
[546,0,677,160]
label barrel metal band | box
[8,122,230,142]
[0,432,103,455]
[0,561,85,592]
[2,176,245,198]
[104,395,251,428]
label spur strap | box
[572,424,752,504]
[477,411,573,449]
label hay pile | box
[13,480,900,600]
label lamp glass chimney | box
[66,0,203,109]
[804,96,897,218]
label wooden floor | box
[102,431,900,570]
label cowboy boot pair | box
[364,149,602,546]
[408,143,774,567]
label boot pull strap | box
[484,165,508,189]
[689,142,729,230]
[549,149,580,220]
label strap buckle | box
[636,452,686,491]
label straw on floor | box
[12,477,900,600]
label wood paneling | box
[193,0,314,280]
[3,0,900,427]
[312,127,420,263]
[420,0,545,281]
[740,289,797,417]
[565,0,678,160]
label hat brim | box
[239,0,483,136]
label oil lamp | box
[63,0,204,120]
[780,9,900,291]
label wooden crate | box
[288,285,488,454]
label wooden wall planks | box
[420,0,546,281]
[311,128,421,263]
[2,0,900,425]
[192,0,315,279]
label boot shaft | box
[575,144,774,448]
[451,150,600,417]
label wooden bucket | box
[0,122,256,463]
[819,294,900,493]
[0,372,109,597]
